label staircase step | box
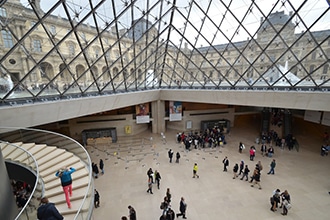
[55,202,86,217]
[1,142,23,157]
[38,151,74,171]
[20,144,49,158]
[14,143,37,161]
[45,172,88,191]
[45,175,89,195]
[36,148,66,166]
[60,213,79,220]
[0,142,8,148]
[20,145,54,164]
[42,163,87,184]
[48,187,87,204]
[40,157,81,177]
[41,157,85,183]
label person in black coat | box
[233,163,239,179]
[147,168,154,183]
[155,170,162,189]
[222,156,229,172]
[92,163,99,178]
[176,197,187,219]
[37,197,63,220]
[99,159,104,174]
[168,149,174,163]
[176,152,181,163]
[240,165,250,181]
[128,205,136,220]
[94,189,100,208]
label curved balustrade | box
[0,141,40,220]
[0,127,94,220]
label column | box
[151,100,165,134]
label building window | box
[95,48,99,58]
[68,44,75,56]
[311,51,316,60]
[105,51,110,60]
[1,30,14,48]
[323,64,329,74]
[309,65,315,74]
[33,39,42,52]
[50,25,56,35]
[0,7,7,17]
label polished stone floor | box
[89,120,330,220]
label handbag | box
[284,200,292,209]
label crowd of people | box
[270,189,291,215]
[11,180,32,209]
[222,139,292,216]
[176,126,227,150]
[101,125,297,219]
[260,130,298,151]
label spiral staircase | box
[0,128,94,220]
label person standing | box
[233,163,239,179]
[267,159,276,175]
[250,168,262,190]
[280,190,291,215]
[168,149,174,163]
[55,167,76,209]
[238,160,244,175]
[94,189,100,208]
[261,144,267,156]
[176,197,187,219]
[166,188,172,203]
[92,163,99,179]
[176,152,181,163]
[166,207,175,220]
[147,178,153,194]
[249,146,256,161]
[37,197,63,220]
[147,168,154,183]
[267,146,274,157]
[160,196,170,215]
[257,161,263,172]
[128,205,136,220]
[193,163,199,178]
[155,170,161,189]
[239,142,244,153]
[222,156,229,172]
[99,159,104,175]
[270,189,281,212]
[240,165,250,181]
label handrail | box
[0,127,94,220]
[0,140,41,220]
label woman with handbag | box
[280,190,291,215]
